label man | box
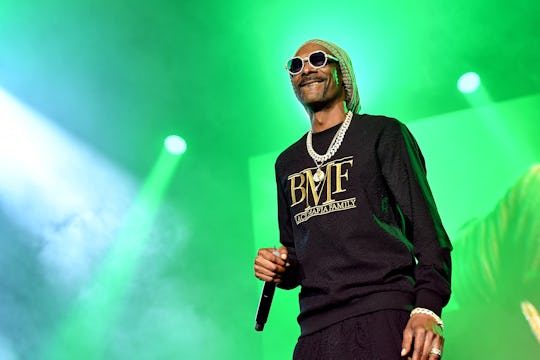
[254,39,452,360]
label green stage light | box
[164,135,187,155]
[457,72,481,94]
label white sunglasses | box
[285,50,339,75]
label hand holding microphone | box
[254,246,289,283]
[253,246,289,331]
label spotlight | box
[457,72,481,94]
[164,135,187,155]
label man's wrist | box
[410,307,444,329]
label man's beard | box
[295,84,342,112]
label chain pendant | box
[313,168,325,182]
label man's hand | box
[254,246,289,283]
[401,313,444,360]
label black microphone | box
[254,281,276,331]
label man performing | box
[254,39,452,360]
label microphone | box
[255,281,276,331]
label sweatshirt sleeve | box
[274,160,301,290]
[378,120,452,316]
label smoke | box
[0,87,138,290]
[0,89,220,359]
[106,279,225,360]
[0,335,16,360]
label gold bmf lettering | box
[305,168,322,208]
[334,159,353,194]
[287,157,354,209]
[289,173,306,207]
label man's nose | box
[301,59,315,74]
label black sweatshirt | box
[275,114,452,336]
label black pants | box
[293,310,409,360]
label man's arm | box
[378,120,452,359]
[253,161,300,288]
[274,161,301,289]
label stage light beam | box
[42,137,184,359]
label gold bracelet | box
[410,307,444,330]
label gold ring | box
[429,348,442,357]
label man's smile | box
[299,76,326,87]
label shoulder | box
[275,133,308,172]
[353,113,405,130]
[350,113,410,142]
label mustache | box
[299,75,326,86]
